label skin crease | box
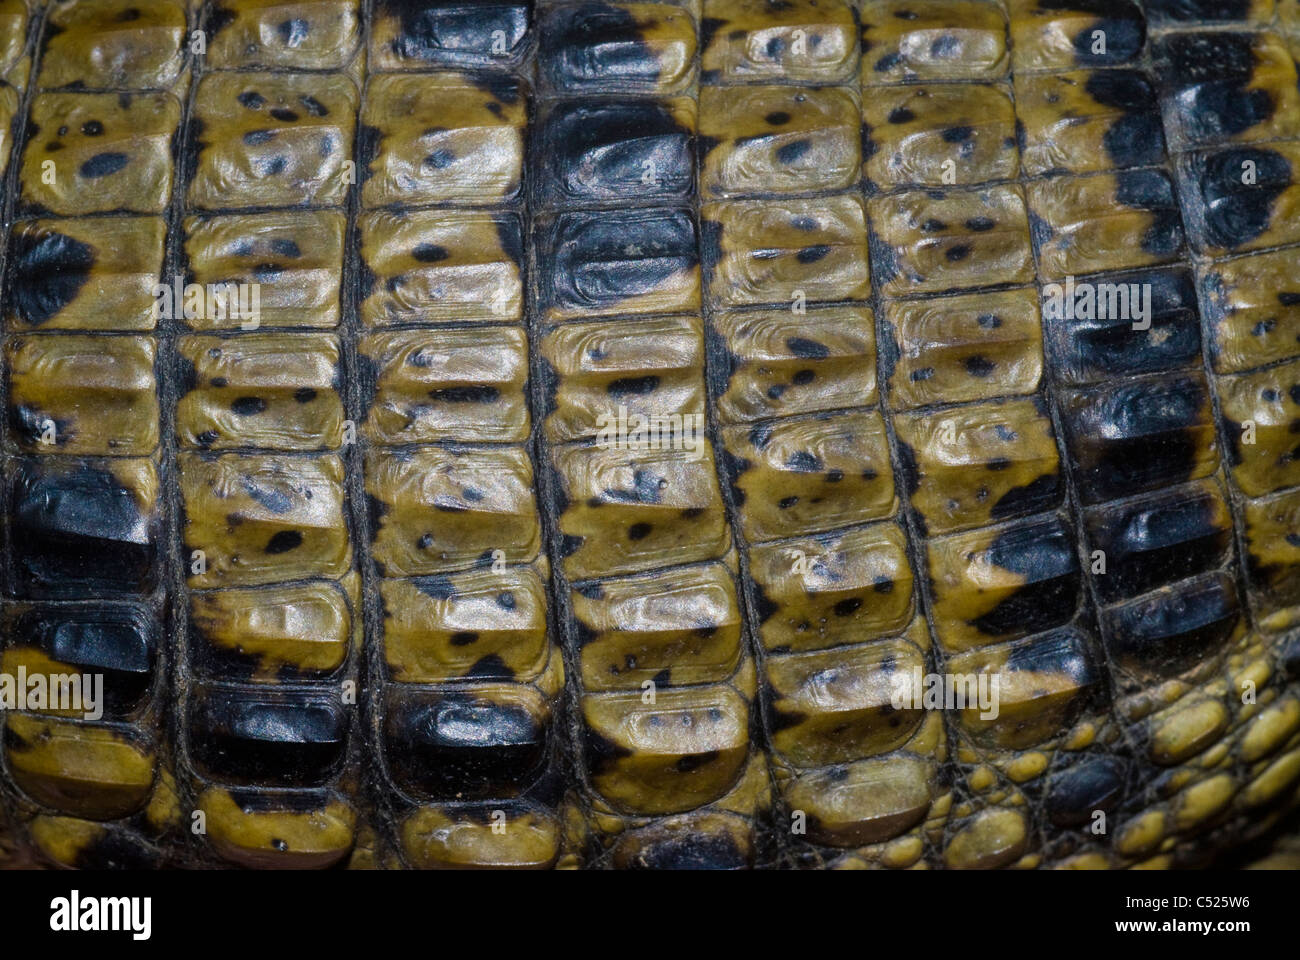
[1,0,1298,871]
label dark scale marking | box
[428,386,499,404]
[424,149,455,169]
[929,35,961,59]
[256,155,290,177]
[538,208,697,315]
[607,375,660,397]
[69,829,161,871]
[1047,267,1202,382]
[243,479,293,515]
[8,228,95,326]
[383,687,548,799]
[1038,0,1146,66]
[990,473,1061,521]
[1180,146,1290,250]
[786,337,829,359]
[231,396,267,416]
[797,245,830,264]
[1105,574,1240,678]
[1156,32,1278,146]
[412,243,450,262]
[969,517,1081,638]
[1002,629,1099,690]
[542,2,662,89]
[787,451,823,473]
[619,830,749,870]
[495,215,524,272]
[14,606,153,720]
[1064,375,1206,504]
[278,18,309,47]
[1084,70,1167,169]
[384,0,529,68]
[537,100,693,206]
[467,654,512,679]
[1047,757,1126,827]
[79,153,129,178]
[264,530,303,554]
[776,139,812,164]
[293,388,317,403]
[1087,486,1230,603]
[205,3,236,37]
[1115,169,1184,256]
[888,107,915,124]
[1147,0,1254,21]
[699,16,727,61]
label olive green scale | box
[0,0,1299,870]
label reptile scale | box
[0,0,1296,870]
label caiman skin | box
[0,0,1297,870]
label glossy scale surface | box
[0,0,1298,871]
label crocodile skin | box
[0,0,1298,870]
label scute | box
[2,0,1298,872]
